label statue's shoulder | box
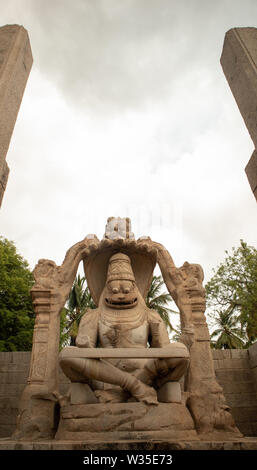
[146,308,163,323]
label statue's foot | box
[95,389,130,404]
[130,381,158,406]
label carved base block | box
[157,382,182,403]
[55,402,198,441]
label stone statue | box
[59,252,189,406]
[13,217,242,442]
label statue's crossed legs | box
[59,351,189,405]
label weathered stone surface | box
[221,28,257,148]
[230,349,249,359]
[1,348,257,439]
[249,341,257,368]
[226,392,257,408]
[220,27,257,201]
[0,24,33,206]
[221,381,256,394]
[104,217,135,241]
[12,219,242,441]
[216,369,253,382]
[0,160,9,206]
[230,406,257,423]
[157,381,182,403]
[214,358,250,370]
[0,425,14,439]
[0,383,25,396]
[69,383,98,405]
[0,371,29,384]
[60,345,189,359]
[212,349,232,359]
[245,150,257,195]
[55,402,197,441]
[1,437,257,450]
[251,367,257,392]
[0,407,18,425]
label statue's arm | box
[75,309,99,348]
[147,310,171,348]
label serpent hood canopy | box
[83,239,157,306]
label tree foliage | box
[60,274,96,347]
[146,275,177,333]
[0,237,34,351]
[206,240,257,348]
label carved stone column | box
[28,289,59,392]
[13,237,100,440]
[179,263,242,439]
[13,284,63,440]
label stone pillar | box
[13,237,100,440]
[0,24,33,206]
[28,289,60,393]
[220,27,257,201]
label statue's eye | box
[124,287,130,294]
[112,287,119,294]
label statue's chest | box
[98,320,149,348]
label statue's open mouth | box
[105,297,138,309]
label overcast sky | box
[0,1,256,294]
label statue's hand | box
[76,334,93,348]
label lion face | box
[104,279,138,309]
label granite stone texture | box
[0,24,33,206]
[221,27,257,201]
[1,346,257,439]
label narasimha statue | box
[59,251,189,406]
[13,217,241,441]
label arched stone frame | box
[13,234,241,440]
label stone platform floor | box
[0,437,257,450]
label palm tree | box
[61,274,96,346]
[210,309,246,349]
[146,275,178,334]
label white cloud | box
[0,0,256,291]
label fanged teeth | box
[106,298,137,305]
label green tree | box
[209,310,245,349]
[145,275,178,333]
[0,237,34,351]
[61,274,96,347]
[206,240,257,348]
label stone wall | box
[0,352,70,438]
[213,347,257,436]
[1,347,257,438]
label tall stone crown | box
[107,253,136,282]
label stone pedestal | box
[55,402,198,441]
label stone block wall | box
[213,347,257,436]
[0,352,30,438]
[1,348,257,438]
